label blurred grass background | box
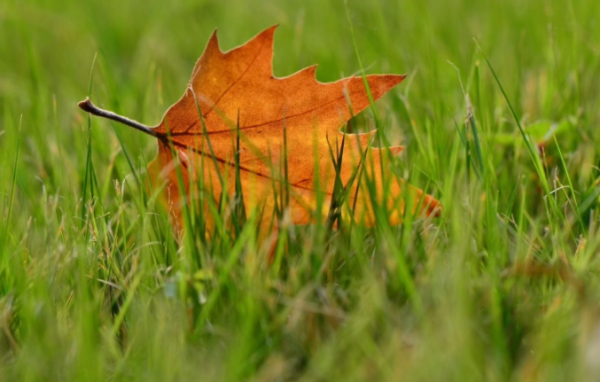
[2,0,600,381]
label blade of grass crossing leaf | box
[197,143,208,244]
[192,93,224,191]
[271,113,292,271]
[193,91,232,246]
[282,112,290,209]
[164,120,202,268]
[325,134,346,230]
[348,150,366,232]
[233,110,247,236]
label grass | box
[2,0,600,380]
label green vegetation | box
[2,0,600,380]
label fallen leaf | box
[79,26,440,234]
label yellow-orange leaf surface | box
[82,26,440,232]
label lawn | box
[2,0,600,381]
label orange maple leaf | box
[79,26,440,233]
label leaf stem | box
[78,98,159,138]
